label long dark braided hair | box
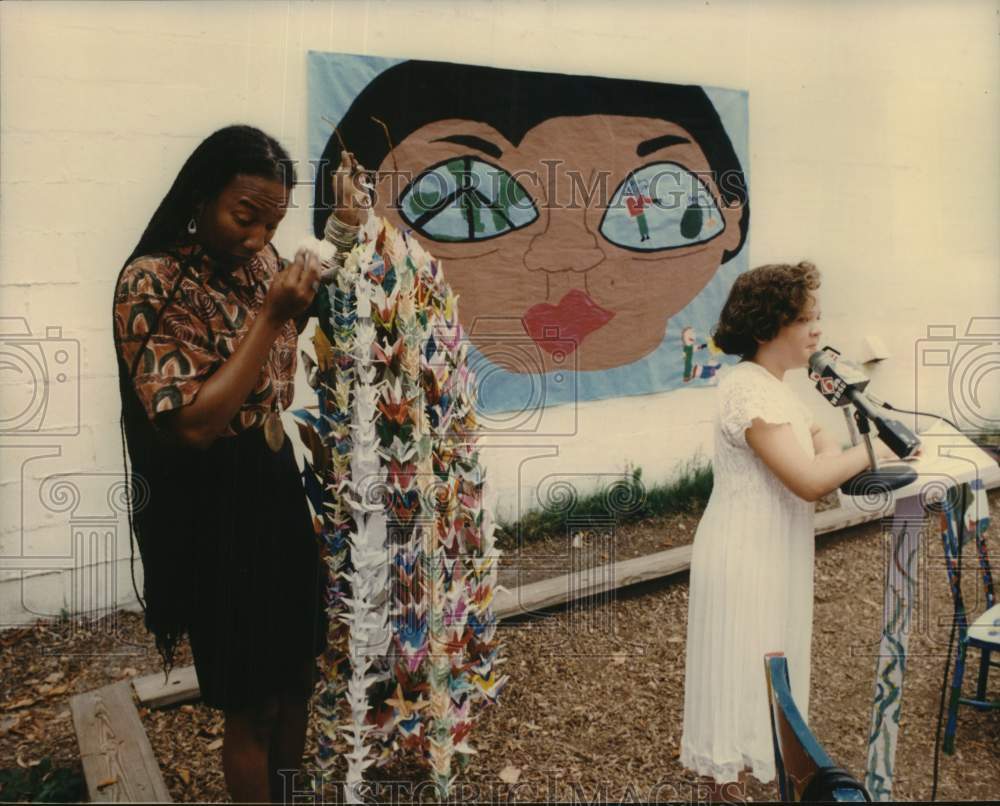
[113,125,295,671]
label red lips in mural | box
[522,288,616,355]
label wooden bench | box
[70,681,172,803]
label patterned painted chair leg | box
[864,494,924,802]
[943,637,969,755]
[975,649,991,704]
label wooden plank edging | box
[70,681,172,803]
[131,665,199,710]
[493,544,693,619]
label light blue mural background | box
[308,51,749,415]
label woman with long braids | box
[113,125,367,802]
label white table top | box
[844,420,999,510]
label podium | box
[851,421,999,801]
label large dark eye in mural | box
[599,162,725,252]
[397,156,539,242]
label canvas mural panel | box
[308,53,750,417]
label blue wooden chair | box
[938,479,1000,754]
[764,653,870,802]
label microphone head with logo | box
[808,347,870,407]
[808,346,922,462]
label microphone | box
[808,346,921,495]
[808,348,921,459]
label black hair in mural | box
[313,59,749,262]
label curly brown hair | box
[712,262,820,359]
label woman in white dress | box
[679,262,896,798]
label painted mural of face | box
[373,115,745,373]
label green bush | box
[0,759,86,803]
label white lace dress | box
[679,360,817,784]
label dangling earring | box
[187,217,198,235]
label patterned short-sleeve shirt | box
[114,246,297,436]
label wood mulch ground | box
[2,490,998,802]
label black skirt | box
[185,425,328,711]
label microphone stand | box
[840,406,918,496]
[843,407,861,447]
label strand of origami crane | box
[433,258,507,753]
[461,462,507,717]
[295,237,358,772]
[351,219,426,784]
[338,241,397,801]
[302,217,506,799]
[443,313,507,716]
[403,244,472,793]
[375,232,434,765]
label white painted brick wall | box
[2,0,997,624]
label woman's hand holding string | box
[163,250,320,450]
[315,152,370,288]
[330,150,372,228]
[263,248,322,328]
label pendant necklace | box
[264,406,285,452]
